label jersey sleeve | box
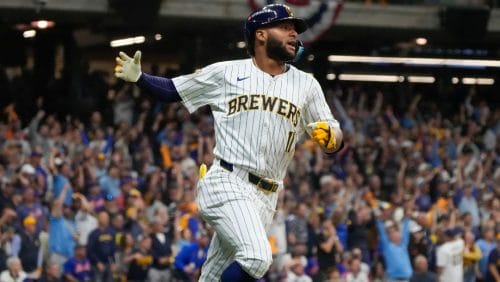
[301,78,340,133]
[172,63,225,113]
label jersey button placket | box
[259,122,269,158]
[266,78,274,93]
[260,78,273,167]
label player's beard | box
[266,36,295,62]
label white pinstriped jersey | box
[172,58,338,180]
[437,239,464,282]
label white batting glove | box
[114,50,142,82]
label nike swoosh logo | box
[237,76,250,82]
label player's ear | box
[255,29,266,42]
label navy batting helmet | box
[244,4,308,55]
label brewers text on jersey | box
[226,94,301,127]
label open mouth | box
[286,41,297,51]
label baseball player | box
[436,228,465,282]
[114,4,343,281]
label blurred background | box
[0,0,498,282]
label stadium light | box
[326,73,336,80]
[462,77,495,85]
[338,74,404,83]
[328,55,500,68]
[23,29,36,38]
[415,37,428,46]
[332,74,440,83]
[407,76,435,83]
[110,36,145,48]
[30,20,55,29]
[476,78,495,85]
[154,34,162,41]
[236,41,246,49]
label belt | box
[219,159,279,192]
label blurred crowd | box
[357,0,497,7]
[0,66,498,282]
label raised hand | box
[114,50,142,82]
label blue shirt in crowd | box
[477,239,497,277]
[98,175,120,198]
[376,218,413,279]
[174,242,208,273]
[49,216,76,258]
[53,174,73,206]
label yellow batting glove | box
[199,163,207,179]
[307,121,336,152]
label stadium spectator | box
[38,260,62,282]
[15,186,46,233]
[125,236,153,282]
[12,216,42,277]
[485,234,500,282]
[49,150,74,207]
[410,255,437,282]
[111,213,126,249]
[48,183,76,267]
[62,245,91,282]
[371,260,387,282]
[115,232,135,280]
[73,194,97,246]
[86,211,116,282]
[284,256,312,282]
[123,206,143,239]
[458,181,480,228]
[0,224,16,271]
[408,221,431,259]
[287,203,309,247]
[0,256,26,282]
[0,180,15,215]
[28,150,48,193]
[477,227,497,280]
[315,216,343,279]
[86,181,105,213]
[149,217,174,281]
[463,230,482,282]
[346,206,372,264]
[345,258,369,282]
[351,248,370,277]
[98,165,121,200]
[375,212,413,281]
[173,230,209,281]
[92,153,108,180]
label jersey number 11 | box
[285,131,296,153]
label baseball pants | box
[196,160,280,281]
